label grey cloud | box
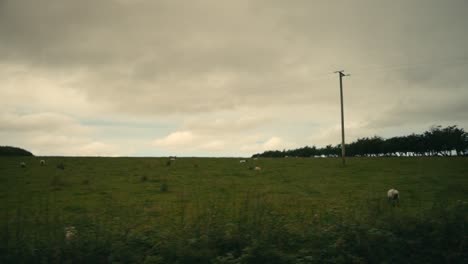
[183,114,273,134]
[365,91,468,129]
[0,111,122,155]
[3,0,467,69]
[1,0,288,70]
[1,0,467,137]
[0,112,92,135]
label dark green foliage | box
[0,146,33,156]
[160,181,168,192]
[254,125,468,158]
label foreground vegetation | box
[1,157,467,263]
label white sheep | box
[387,188,400,206]
[254,166,261,171]
[40,160,46,166]
[20,162,26,168]
[239,160,246,163]
[64,226,77,241]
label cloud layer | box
[1,0,467,156]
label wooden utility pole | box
[335,70,349,166]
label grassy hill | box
[1,157,467,263]
[0,146,33,156]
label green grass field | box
[1,157,467,263]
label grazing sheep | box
[64,226,77,241]
[239,160,246,163]
[40,160,46,166]
[20,162,26,168]
[253,158,258,160]
[254,166,261,171]
[387,188,400,206]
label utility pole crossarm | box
[334,70,350,77]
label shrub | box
[160,182,168,192]
[50,175,66,188]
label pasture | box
[1,157,467,263]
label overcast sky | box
[1,0,467,157]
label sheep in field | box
[20,162,26,168]
[254,166,261,171]
[387,189,400,206]
[40,160,46,166]
[64,226,77,241]
[239,160,246,163]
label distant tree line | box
[253,125,468,158]
[0,146,34,156]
